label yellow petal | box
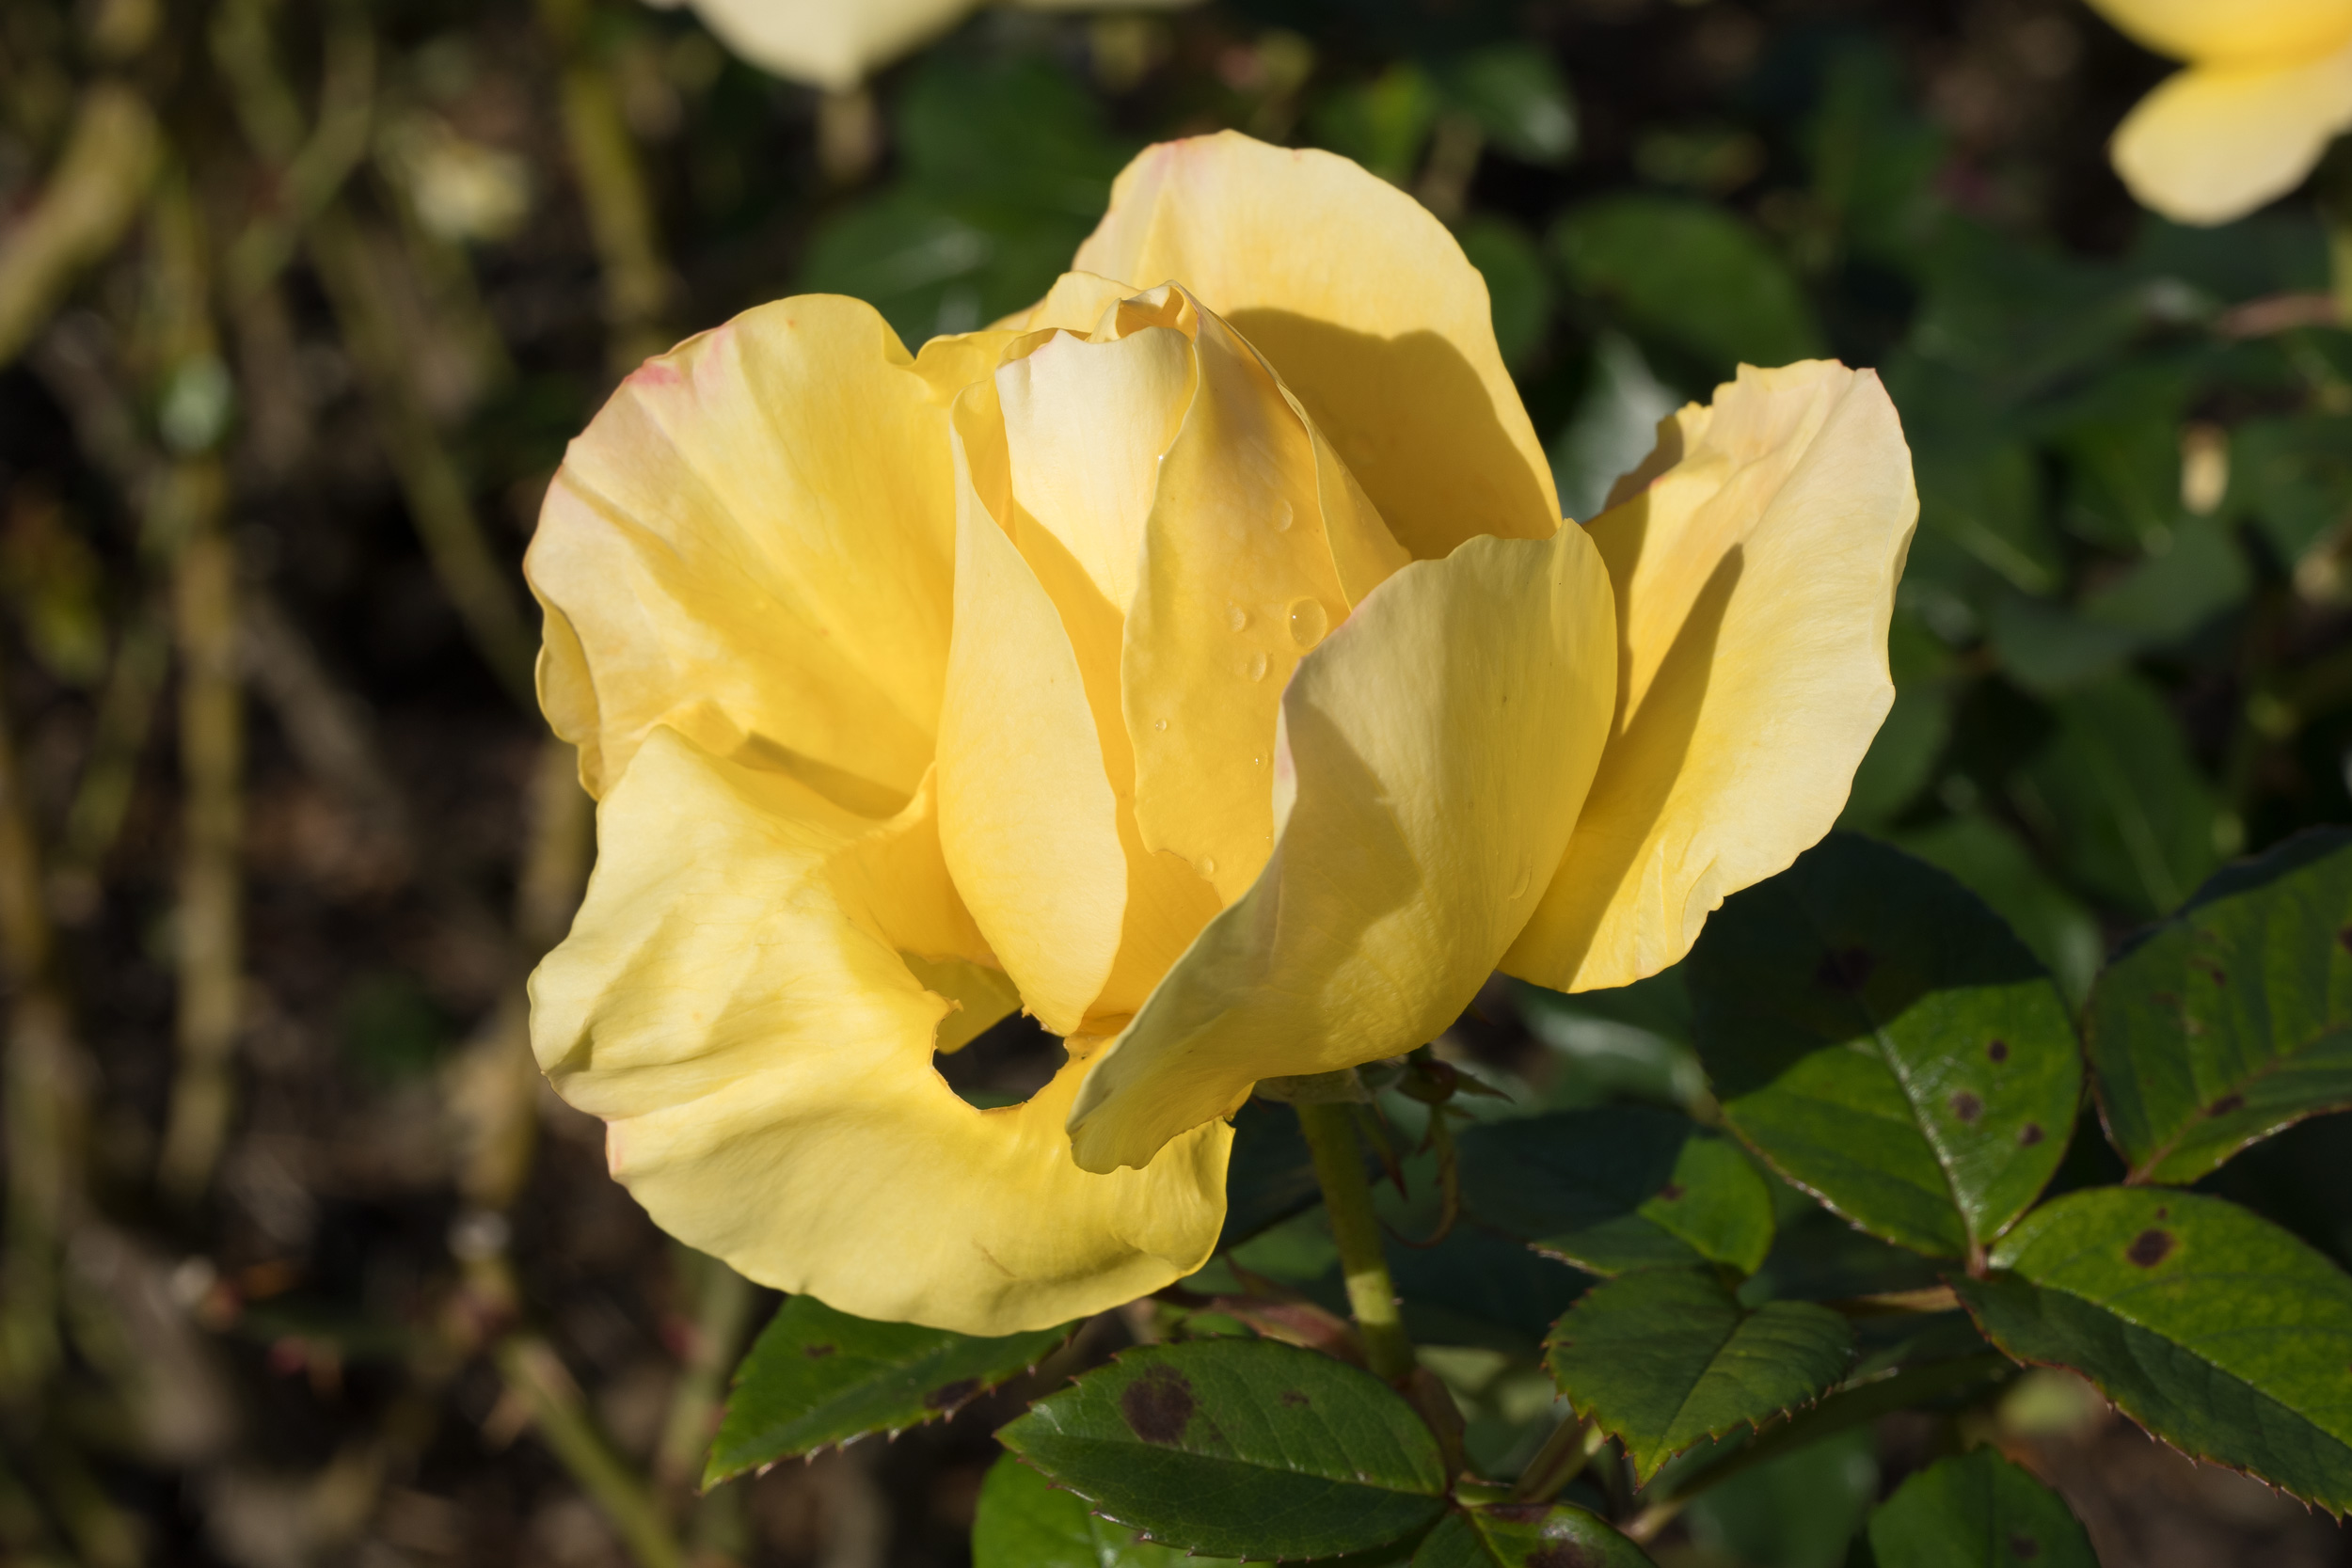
[1073,133,1559,559]
[1066,522,1617,1173]
[679,0,972,89]
[997,320,1193,615]
[1503,363,1918,995]
[2108,50,2352,226]
[997,270,1142,334]
[532,726,1228,1334]
[1123,293,1409,904]
[527,297,1009,809]
[2086,0,2352,65]
[936,429,1130,1037]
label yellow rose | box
[665,0,1195,91]
[2088,0,2352,226]
[525,133,1917,1335]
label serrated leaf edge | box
[1545,1296,1853,1485]
[704,1333,1071,1488]
[1952,1274,2349,1520]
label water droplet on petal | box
[1227,604,1249,632]
[1196,856,1216,877]
[1287,597,1329,651]
[1244,651,1268,681]
[1252,754,1264,768]
[1152,718,1169,732]
[1508,856,1534,899]
[1272,500,1294,533]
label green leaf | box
[1309,64,1440,184]
[1893,814,2103,1007]
[1985,594,2138,696]
[705,1296,1066,1485]
[1689,834,2082,1259]
[1675,1423,1879,1568]
[1511,967,1707,1113]
[1457,216,1553,372]
[798,52,1132,345]
[1219,1099,1335,1250]
[969,1457,1232,1560]
[1431,45,1577,166]
[1387,1221,1593,1355]
[1953,1186,2352,1516]
[973,1452,1238,1568]
[2016,676,2220,920]
[1549,331,1681,528]
[2079,515,2249,644]
[998,1338,1450,1559]
[2090,827,2352,1183]
[1840,682,1952,831]
[1553,196,1824,376]
[1459,1106,1774,1276]
[1544,1269,1852,1481]
[1866,1448,2095,1568]
[2224,411,2352,568]
[1410,1502,1656,1567]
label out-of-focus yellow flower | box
[2088,0,2352,225]
[660,0,1195,91]
[525,133,1917,1335]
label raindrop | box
[1287,597,1329,650]
[1152,718,1169,732]
[1272,500,1295,533]
[1244,651,1268,681]
[1227,604,1249,632]
[1508,856,1533,899]
[1252,754,1264,768]
[1196,856,1217,877]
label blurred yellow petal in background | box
[2084,0,2352,224]
[2086,0,2352,66]
[660,0,1200,91]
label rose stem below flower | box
[1293,1101,1416,1382]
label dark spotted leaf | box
[2089,827,2352,1185]
[1866,1447,2094,1568]
[1459,1106,1774,1276]
[1689,834,2081,1259]
[1954,1187,2352,1515]
[1409,1501,1657,1566]
[706,1295,1067,1485]
[972,1452,1242,1567]
[1544,1268,1852,1482]
[996,1338,1448,1560]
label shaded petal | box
[1067,523,1616,1173]
[2086,0,2352,65]
[936,432,1130,1037]
[527,297,1009,808]
[679,0,971,89]
[1073,133,1559,558]
[531,726,1229,1335]
[2109,50,2352,226]
[1503,363,1917,994]
[1123,294,1409,904]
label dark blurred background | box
[2,0,2350,1562]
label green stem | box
[1510,1414,1603,1505]
[1294,1101,1414,1381]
